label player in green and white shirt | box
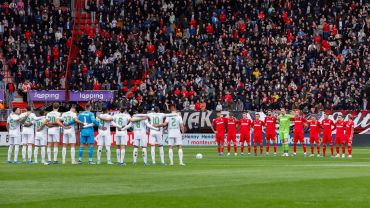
[34,110,48,164]
[45,103,68,164]
[96,107,114,165]
[121,108,159,165]
[147,107,166,165]
[156,104,185,166]
[20,106,36,163]
[112,108,131,165]
[7,107,28,163]
[57,105,78,164]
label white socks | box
[47,146,52,162]
[133,147,138,163]
[34,146,39,163]
[179,149,183,164]
[7,144,13,161]
[22,145,27,161]
[120,148,125,163]
[116,149,120,162]
[151,146,156,164]
[169,148,174,165]
[62,147,67,163]
[106,145,111,162]
[71,147,75,162]
[53,146,58,162]
[97,146,103,162]
[142,148,147,164]
[27,145,32,161]
[41,147,46,163]
[159,146,164,164]
[14,145,19,162]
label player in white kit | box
[46,103,70,164]
[122,108,159,165]
[34,110,48,164]
[20,106,37,163]
[57,105,79,164]
[7,107,28,163]
[96,107,114,165]
[156,104,185,166]
[112,108,131,165]
[147,107,166,165]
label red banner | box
[324,110,370,134]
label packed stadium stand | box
[0,0,369,113]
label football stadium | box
[0,0,369,207]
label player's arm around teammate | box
[264,111,277,156]
[211,111,226,156]
[156,104,185,166]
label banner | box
[100,110,370,134]
[28,90,66,101]
[70,90,114,101]
[324,110,370,134]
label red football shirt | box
[239,118,252,134]
[309,120,320,137]
[252,120,264,136]
[345,121,354,137]
[321,119,335,135]
[335,121,346,138]
[212,117,226,134]
[226,118,238,134]
[264,116,277,133]
[291,117,307,133]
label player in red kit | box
[321,113,335,157]
[334,115,346,158]
[252,113,265,156]
[238,112,252,156]
[344,115,354,158]
[264,111,277,156]
[307,115,321,157]
[291,110,307,156]
[226,113,238,156]
[211,111,226,156]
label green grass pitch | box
[1,146,370,208]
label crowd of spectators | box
[1,0,71,101]
[2,0,370,112]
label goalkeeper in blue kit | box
[67,104,101,164]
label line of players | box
[6,103,185,165]
[212,108,355,158]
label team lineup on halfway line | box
[5,103,355,166]
[6,103,185,166]
[212,108,355,158]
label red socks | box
[293,143,297,153]
[248,145,251,153]
[273,143,277,153]
[311,146,314,154]
[348,146,352,155]
[259,145,263,154]
[227,144,231,153]
[302,144,306,153]
[342,146,346,154]
[317,146,320,154]
[336,147,340,154]
[254,145,257,154]
[323,145,326,156]
[330,145,334,155]
[233,144,237,153]
[266,143,270,153]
